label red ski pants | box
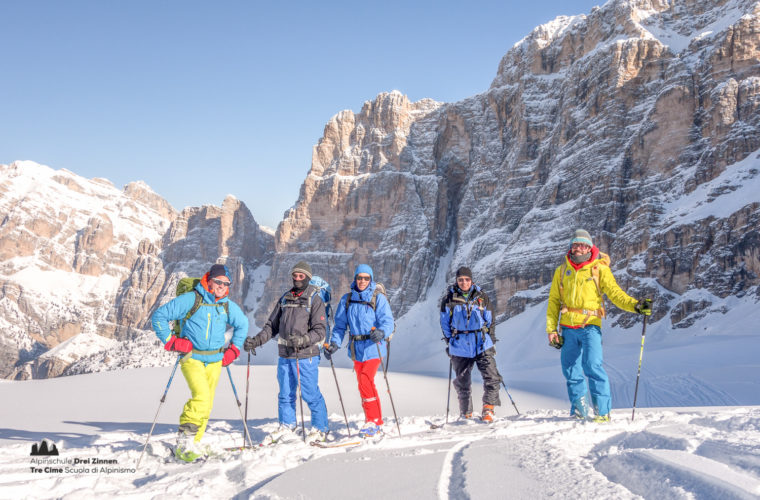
[354,358,383,425]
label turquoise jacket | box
[152,276,248,364]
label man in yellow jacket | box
[546,229,652,422]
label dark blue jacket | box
[439,284,494,358]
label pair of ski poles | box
[136,351,255,470]
[438,356,520,428]
[322,340,401,437]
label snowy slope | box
[1,367,759,499]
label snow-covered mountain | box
[266,0,760,328]
[2,0,759,384]
[0,161,274,379]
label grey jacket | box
[254,284,326,359]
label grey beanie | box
[570,229,593,247]
[291,261,313,280]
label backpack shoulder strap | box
[343,292,352,313]
[178,290,203,336]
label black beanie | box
[456,266,473,279]
[209,264,231,281]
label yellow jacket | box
[546,249,638,333]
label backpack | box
[172,276,229,336]
[278,275,332,337]
[310,275,333,339]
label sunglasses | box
[211,278,231,287]
[355,276,371,282]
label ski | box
[309,439,363,449]
[223,445,257,452]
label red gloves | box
[165,336,193,353]
[222,344,240,366]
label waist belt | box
[348,333,373,361]
[560,305,605,328]
[451,329,483,335]
[192,347,224,355]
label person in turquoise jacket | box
[151,263,248,461]
[324,264,394,438]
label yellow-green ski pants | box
[179,357,222,442]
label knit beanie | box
[291,261,313,280]
[570,229,593,247]
[455,266,473,279]
[209,264,231,281]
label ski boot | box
[358,422,382,438]
[481,404,495,423]
[571,395,590,420]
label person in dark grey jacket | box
[244,261,329,443]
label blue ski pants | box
[277,356,329,432]
[560,325,611,416]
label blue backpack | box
[309,276,333,340]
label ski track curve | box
[437,437,475,500]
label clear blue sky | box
[1,0,601,228]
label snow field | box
[1,366,759,499]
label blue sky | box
[1,0,601,228]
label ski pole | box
[244,352,251,439]
[495,368,520,416]
[226,365,255,449]
[376,342,401,436]
[136,354,182,470]
[384,337,391,376]
[324,343,351,437]
[631,316,648,421]
[445,357,453,425]
[294,345,306,441]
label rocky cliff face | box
[260,0,760,332]
[4,0,758,379]
[0,162,274,379]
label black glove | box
[635,298,652,316]
[290,334,311,349]
[322,343,339,360]
[548,331,564,349]
[369,328,385,343]
[244,335,263,354]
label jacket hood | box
[353,264,374,281]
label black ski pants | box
[451,348,501,414]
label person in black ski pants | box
[439,266,500,422]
